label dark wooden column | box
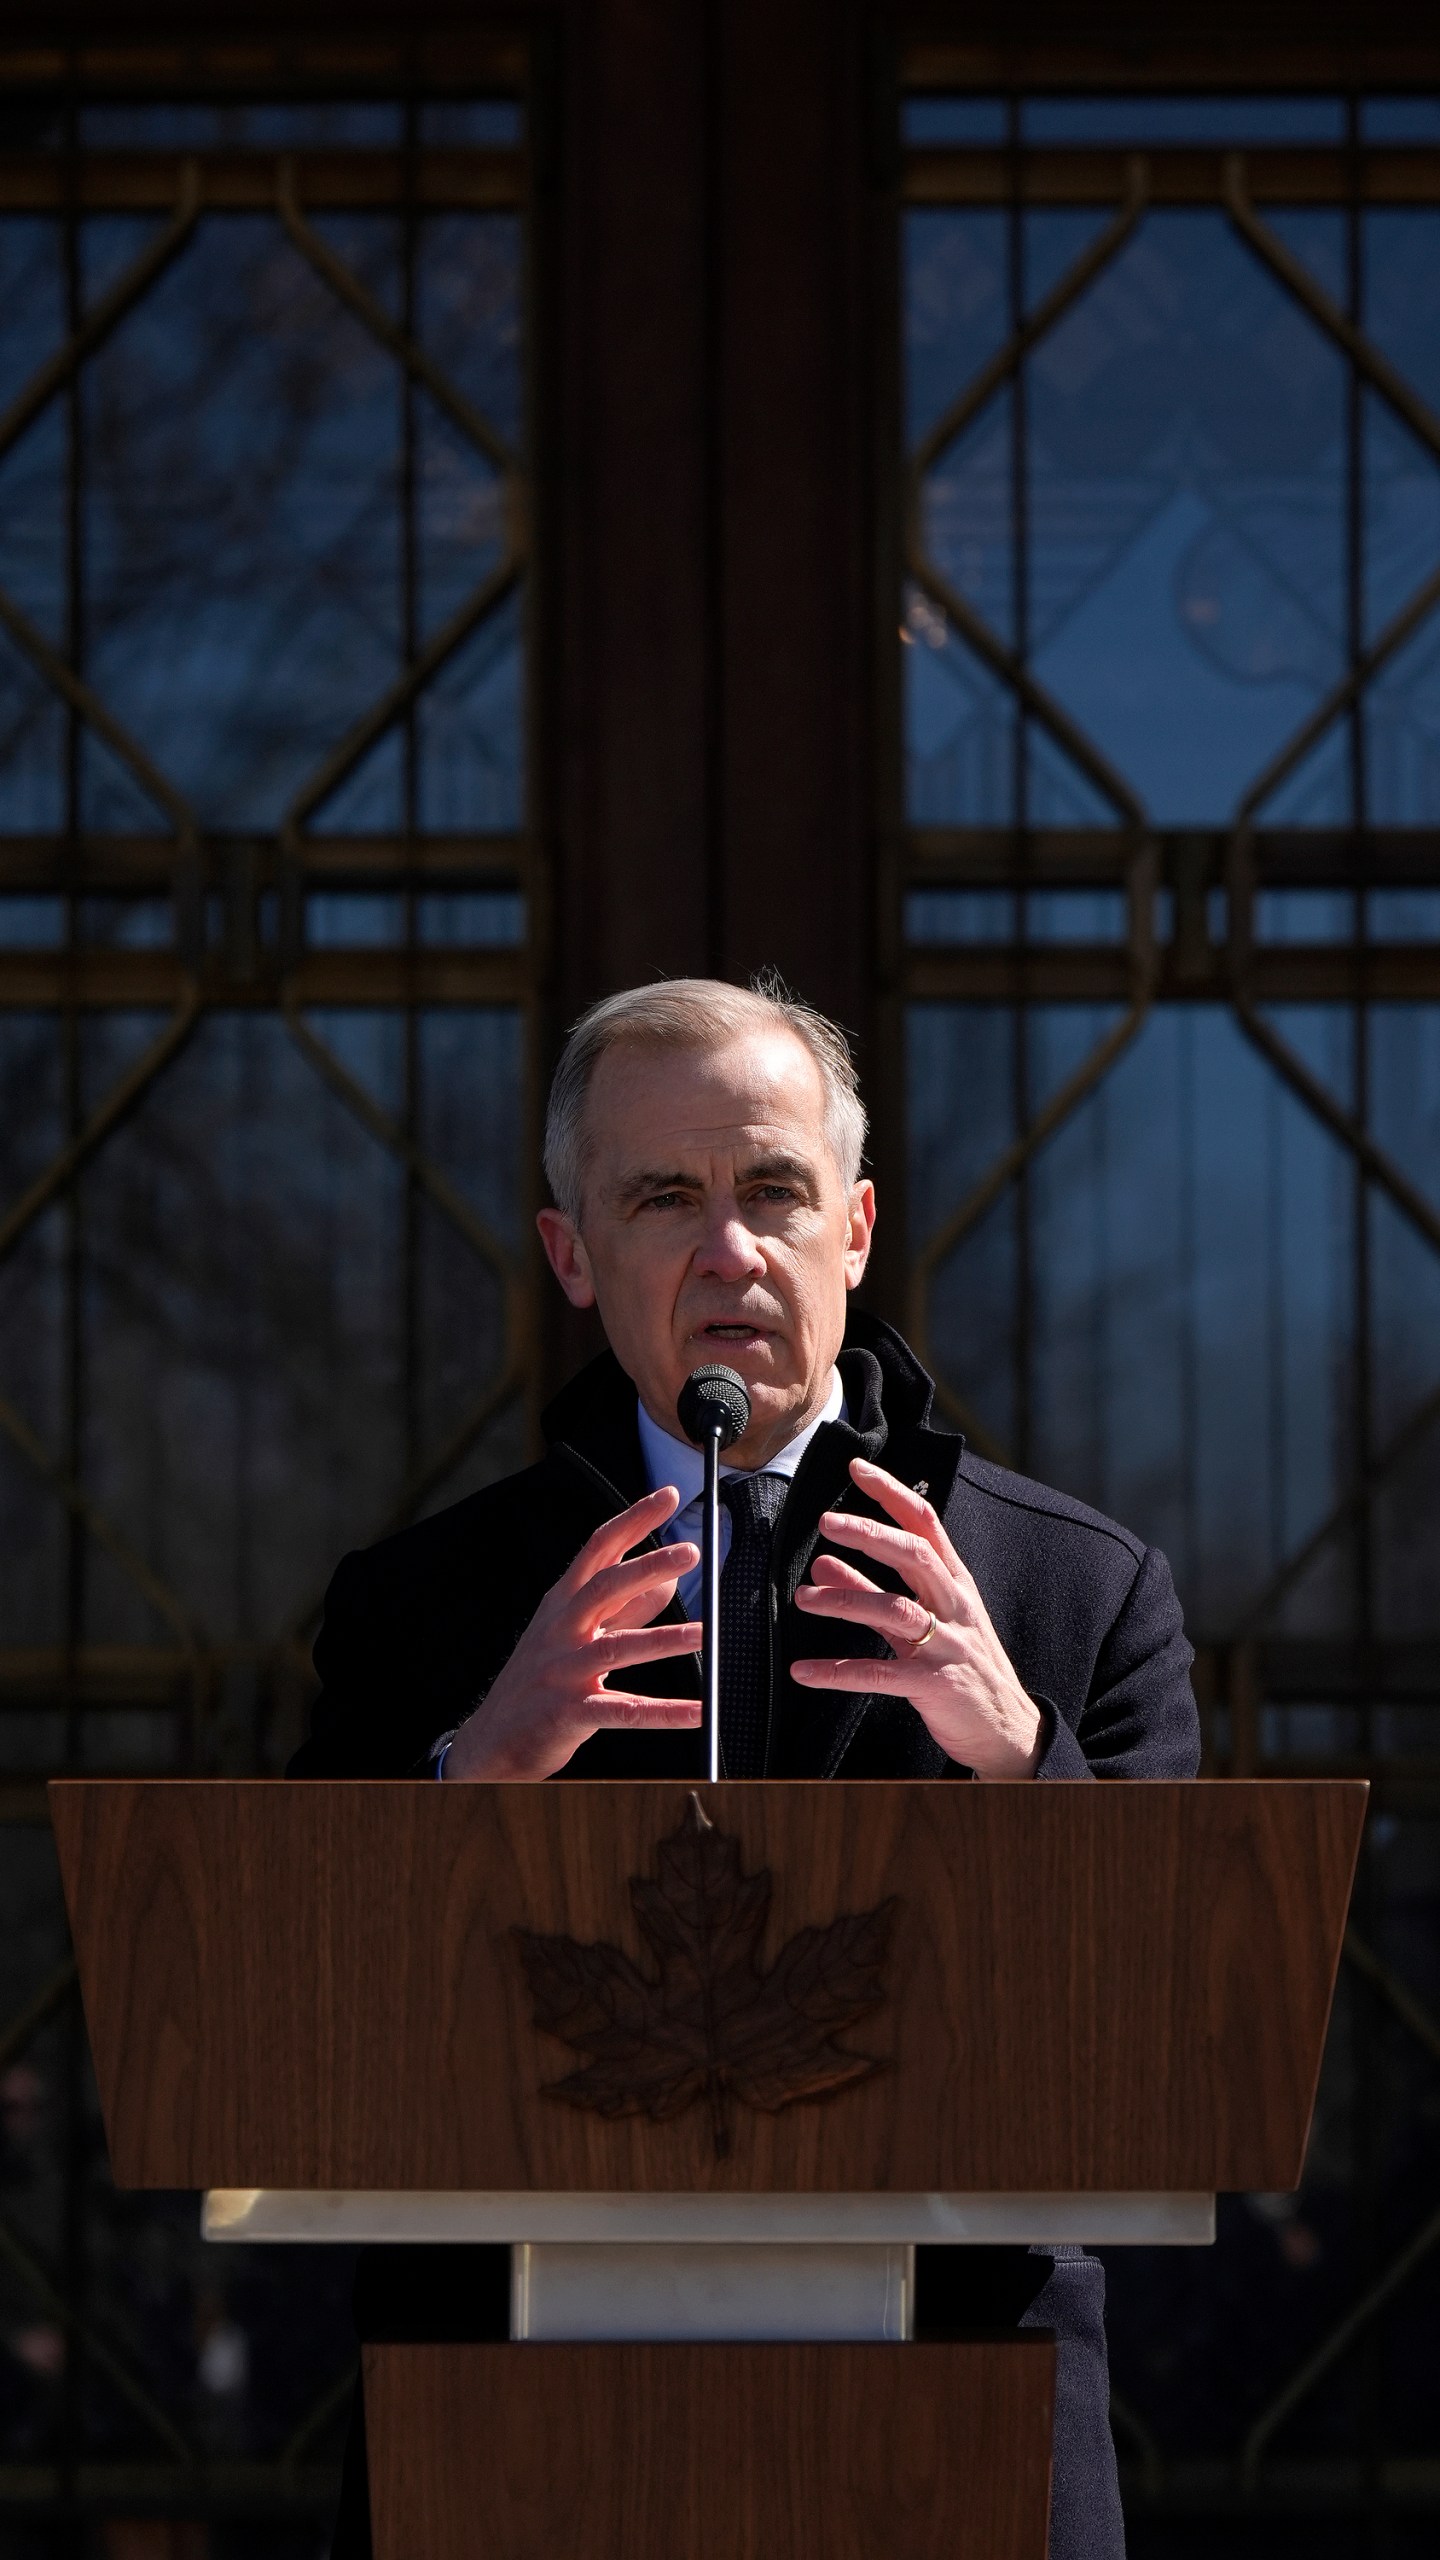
[550,0,879,1047]
[549,0,715,1028]
[713,0,876,1049]
[543,0,890,1376]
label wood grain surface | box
[363,2340,1055,2560]
[50,1778,1366,2192]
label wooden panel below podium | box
[363,2338,1055,2560]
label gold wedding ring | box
[911,1609,937,1649]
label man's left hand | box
[790,1456,1044,1778]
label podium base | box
[365,2338,1055,2560]
[510,2239,913,2339]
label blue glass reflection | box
[902,98,1007,146]
[1020,96,1346,145]
[419,101,524,147]
[1361,98,1440,144]
[905,888,1128,943]
[0,896,64,948]
[906,204,1363,825]
[41,206,525,835]
[79,104,406,147]
[1255,890,1354,944]
[913,1002,1376,1625]
[418,892,525,947]
[306,893,406,948]
[1370,889,1440,939]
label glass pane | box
[902,98,1007,146]
[1361,96,1440,144]
[69,207,521,834]
[1367,615,1440,824]
[71,1009,521,1645]
[79,102,407,146]
[1021,96,1347,145]
[1028,212,1347,823]
[912,1003,1360,1628]
[418,890,526,945]
[901,88,1440,2505]
[904,208,1008,452]
[0,84,534,2512]
[417,591,525,830]
[417,100,524,146]
[81,213,403,828]
[917,389,1014,642]
[904,591,1015,826]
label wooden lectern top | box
[51,1776,1364,2197]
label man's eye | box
[752,1185,798,1204]
[642,1191,686,1210]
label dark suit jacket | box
[292,1307,1199,1785]
[292,1309,1199,2560]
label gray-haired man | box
[295,974,1199,2559]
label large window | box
[901,85,1440,2536]
[0,58,534,2534]
[0,84,533,1762]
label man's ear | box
[843,1180,877,1291]
[536,1206,598,1309]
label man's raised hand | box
[789,1456,1044,1778]
[442,1487,702,1780]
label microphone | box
[676,1365,752,1781]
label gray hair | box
[543,973,868,1223]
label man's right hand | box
[442,1486,702,1781]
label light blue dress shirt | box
[636,1369,846,1616]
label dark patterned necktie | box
[719,1472,789,1777]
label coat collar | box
[539,1306,964,1517]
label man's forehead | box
[597,1105,819,1172]
[588,1032,827,1157]
[609,1115,821,1173]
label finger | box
[603,1581,682,1632]
[589,1542,699,1596]
[816,1509,953,1612]
[789,1655,921,1692]
[570,1543,699,1629]
[794,1583,933,1644]
[586,1694,705,1728]
[588,1621,704,1669]
[555,1487,683,1595]
[804,1553,882,1594]
[848,1458,965,1578]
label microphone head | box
[676,1364,752,1453]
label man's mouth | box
[698,1320,774,1344]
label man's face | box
[536,1029,876,1469]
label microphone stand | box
[676,1363,749,1785]
[700,1420,723,1783]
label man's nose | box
[693,1205,765,1281]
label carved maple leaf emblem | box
[514,1795,899,2159]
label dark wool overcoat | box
[292,1307,1200,2560]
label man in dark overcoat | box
[293,974,1199,2560]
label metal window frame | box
[896,72,1440,2530]
[0,52,544,2536]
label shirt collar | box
[636,1369,846,1506]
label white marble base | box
[510,2241,913,2341]
[202,2189,1215,2247]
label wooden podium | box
[51,1777,1365,2560]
